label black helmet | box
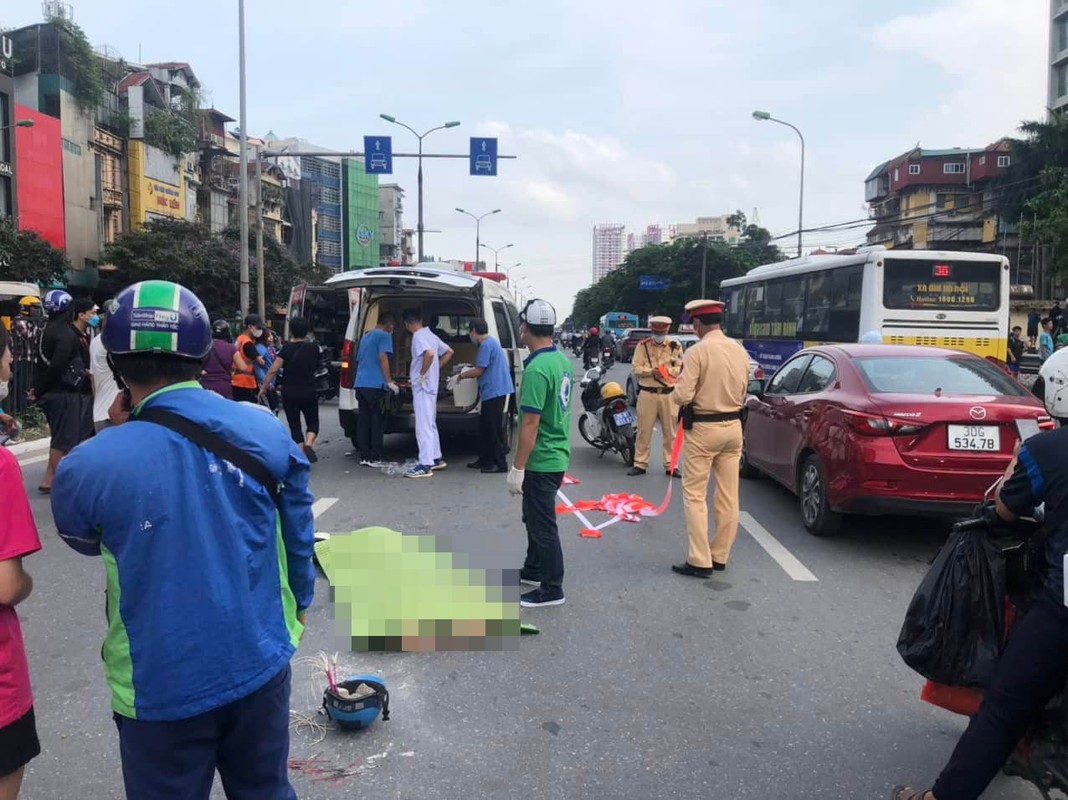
[212,319,233,342]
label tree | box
[1022,166,1068,278]
[101,219,328,319]
[999,112,1068,225]
[0,218,69,285]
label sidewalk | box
[6,436,51,459]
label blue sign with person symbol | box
[364,136,393,174]
[469,137,498,176]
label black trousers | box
[232,386,258,403]
[282,389,319,444]
[356,387,387,461]
[521,471,565,591]
[479,395,508,469]
[933,594,1068,800]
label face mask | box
[653,334,666,344]
[0,381,8,401]
[252,328,264,339]
[88,314,101,328]
[470,334,478,345]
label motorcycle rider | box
[582,327,601,370]
[893,346,1068,800]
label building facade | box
[378,183,405,265]
[865,142,1014,252]
[0,32,17,220]
[592,223,626,281]
[14,104,64,250]
[1051,0,1068,115]
[669,216,739,244]
[341,158,378,270]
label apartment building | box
[592,223,626,281]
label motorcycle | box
[918,495,1067,798]
[601,346,614,369]
[577,367,636,465]
[315,344,340,401]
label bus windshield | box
[883,259,1001,312]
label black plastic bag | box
[897,531,1007,688]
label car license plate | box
[613,410,634,426]
[947,425,1000,451]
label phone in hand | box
[1015,418,1041,443]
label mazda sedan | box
[741,344,1052,536]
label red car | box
[741,344,1053,536]
[616,329,652,363]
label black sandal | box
[891,787,931,800]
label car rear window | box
[627,329,651,340]
[854,356,1028,397]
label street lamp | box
[479,241,514,271]
[455,207,500,268]
[0,119,34,131]
[504,262,521,282]
[752,109,805,258]
[381,114,461,262]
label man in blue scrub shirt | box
[457,319,514,473]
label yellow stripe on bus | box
[802,337,1007,360]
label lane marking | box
[312,498,339,519]
[740,511,819,582]
[555,489,598,531]
[17,454,49,467]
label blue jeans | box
[521,471,565,591]
[113,665,297,800]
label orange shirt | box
[231,333,257,389]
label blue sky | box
[6,0,1050,316]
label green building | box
[342,158,379,269]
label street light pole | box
[504,262,521,283]
[255,150,266,321]
[238,0,250,317]
[0,119,34,131]
[752,110,805,258]
[455,208,500,268]
[381,114,461,262]
[480,242,513,271]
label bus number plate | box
[947,425,999,451]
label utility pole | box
[237,0,250,316]
[255,151,266,321]
[700,234,708,298]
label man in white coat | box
[404,308,454,478]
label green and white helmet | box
[101,280,213,360]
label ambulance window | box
[493,302,515,348]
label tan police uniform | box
[630,317,683,474]
[670,301,750,569]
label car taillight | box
[1038,415,1056,431]
[842,409,926,436]
[754,366,765,380]
[340,339,353,389]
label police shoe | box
[671,562,714,579]
[627,467,647,476]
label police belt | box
[638,385,673,395]
[692,410,744,423]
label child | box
[0,323,42,799]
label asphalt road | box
[13,356,1040,799]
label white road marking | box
[312,497,339,519]
[555,489,598,531]
[740,511,819,582]
[17,454,49,467]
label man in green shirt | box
[507,299,573,608]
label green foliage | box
[12,19,104,110]
[570,231,783,327]
[1000,112,1068,224]
[15,404,47,434]
[100,219,328,319]
[1022,166,1068,278]
[143,110,198,160]
[0,217,70,285]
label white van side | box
[325,265,528,447]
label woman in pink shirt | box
[0,322,42,799]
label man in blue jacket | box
[51,280,315,800]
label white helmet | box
[860,330,883,344]
[1038,347,1068,418]
[520,298,557,327]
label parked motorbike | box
[916,496,1067,797]
[577,367,636,465]
[315,344,340,401]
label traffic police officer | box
[628,316,683,477]
[669,299,750,578]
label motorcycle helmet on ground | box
[211,319,233,342]
[101,280,212,360]
[600,381,626,401]
[43,289,72,315]
[1038,346,1068,419]
[322,675,390,730]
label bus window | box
[745,284,765,337]
[828,265,862,342]
[801,270,831,337]
[724,287,746,338]
[750,281,784,337]
[780,277,805,339]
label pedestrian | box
[260,317,321,462]
[628,315,683,477]
[353,312,399,468]
[0,322,43,800]
[1027,307,1041,349]
[10,297,43,415]
[200,320,244,399]
[456,318,513,473]
[1040,317,1055,363]
[508,299,572,608]
[89,301,122,433]
[403,308,454,479]
[32,291,94,494]
[1007,325,1026,377]
[669,299,750,578]
[254,331,279,413]
[1051,300,1063,337]
[50,279,314,800]
[230,314,263,402]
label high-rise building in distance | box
[592,223,626,281]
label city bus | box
[599,311,639,339]
[719,246,1010,376]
